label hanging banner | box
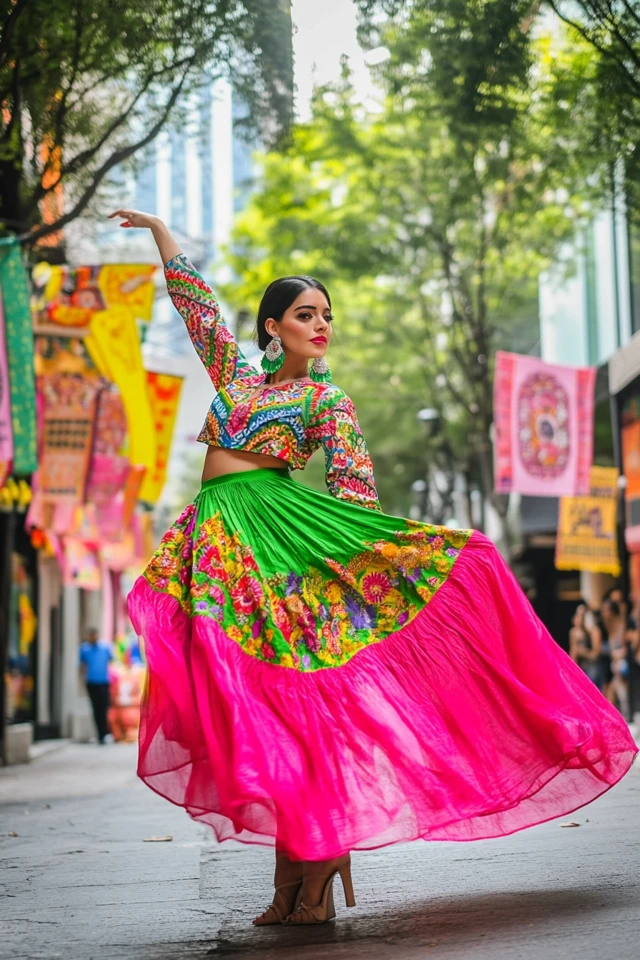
[32,262,157,330]
[85,306,156,501]
[555,466,620,575]
[62,537,102,590]
[0,297,14,485]
[494,351,596,497]
[0,239,37,473]
[97,265,157,321]
[133,511,155,565]
[144,371,183,503]
[39,373,100,504]
[101,532,136,573]
[85,385,130,506]
[123,465,146,528]
[621,395,640,552]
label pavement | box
[1,742,639,960]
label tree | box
[547,1,640,99]
[545,1,640,219]
[0,0,293,246]
[224,46,590,543]
[358,0,640,217]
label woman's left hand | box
[108,209,160,229]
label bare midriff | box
[201,446,289,482]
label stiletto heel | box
[338,860,356,907]
[284,856,355,924]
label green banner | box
[0,238,37,474]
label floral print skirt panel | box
[128,468,637,861]
[144,468,468,671]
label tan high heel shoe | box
[252,879,303,926]
[284,856,356,924]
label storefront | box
[609,330,640,719]
[0,480,38,764]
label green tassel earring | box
[261,335,285,375]
[310,357,332,383]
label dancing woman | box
[114,209,637,926]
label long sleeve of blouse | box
[311,389,381,511]
[164,253,255,389]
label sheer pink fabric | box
[128,531,637,860]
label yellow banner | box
[144,372,183,504]
[85,306,157,502]
[555,466,620,575]
[33,263,156,328]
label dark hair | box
[602,598,621,618]
[256,276,331,350]
[603,584,624,601]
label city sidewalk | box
[1,742,639,960]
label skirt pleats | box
[128,468,637,860]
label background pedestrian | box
[569,602,602,688]
[79,628,113,744]
[598,598,630,719]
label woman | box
[115,209,637,926]
[599,597,630,719]
[569,602,602,688]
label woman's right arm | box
[589,625,602,660]
[568,629,580,662]
[108,210,254,390]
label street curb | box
[29,738,72,762]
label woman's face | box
[265,287,333,363]
[610,588,626,611]
[573,604,586,628]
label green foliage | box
[545,1,640,220]
[223,24,595,527]
[359,0,535,133]
[0,0,293,244]
[360,1,640,218]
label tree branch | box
[26,54,196,213]
[20,69,191,246]
[598,0,640,74]
[547,0,640,97]
[0,0,30,68]
[620,0,640,30]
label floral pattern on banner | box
[143,508,470,671]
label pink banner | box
[40,372,100,504]
[494,351,596,497]
[86,385,129,505]
[62,537,101,590]
[0,297,14,480]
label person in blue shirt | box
[79,628,113,744]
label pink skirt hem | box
[129,531,637,860]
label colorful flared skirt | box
[128,468,637,860]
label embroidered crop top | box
[165,254,381,510]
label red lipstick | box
[310,336,328,344]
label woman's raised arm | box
[109,210,181,262]
[108,210,255,390]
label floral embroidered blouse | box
[165,254,381,510]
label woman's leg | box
[604,679,616,704]
[274,849,304,885]
[613,676,630,720]
[252,849,304,925]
